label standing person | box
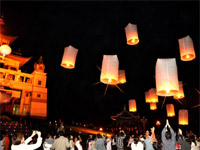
[11,130,42,150]
[131,135,143,150]
[0,133,5,150]
[4,133,10,150]
[111,136,117,150]
[161,119,175,150]
[43,134,54,150]
[75,135,83,150]
[176,136,191,150]
[144,127,155,150]
[69,135,75,150]
[116,130,126,150]
[95,133,106,150]
[106,137,112,150]
[190,135,199,150]
[127,135,134,150]
[51,131,69,150]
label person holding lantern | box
[161,119,175,150]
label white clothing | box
[191,142,199,150]
[43,141,52,150]
[88,141,92,150]
[11,137,42,150]
[131,142,144,150]
[0,139,5,150]
[106,139,111,150]
[75,140,83,150]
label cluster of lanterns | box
[59,23,195,126]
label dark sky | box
[1,1,199,129]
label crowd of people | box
[0,119,200,150]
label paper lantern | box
[179,109,188,125]
[174,81,185,99]
[166,104,175,117]
[125,23,139,45]
[155,58,179,96]
[178,35,196,61]
[129,99,137,112]
[0,44,12,56]
[100,55,119,85]
[61,45,78,69]
[149,88,158,103]
[150,103,157,110]
[118,70,126,84]
[145,91,151,103]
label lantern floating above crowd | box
[150,103,157,110]
[0,44,12,56]
[166,104,175,117]
[145,91,151,103]
[178,35,196,61]
[155,58,179,96]
[125,23,139,45]
[100,55,119,85]
[61,45,78,69]
[118,70,126,84]
[174,81,185,99]
[129,99,137,112]
[179,109,188,125]
[149,88,158,103]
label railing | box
[0,68,34,85]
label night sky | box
[1,1,199,131]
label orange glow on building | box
[100,55,119,85]
[178,35,196,61]
[156,58,179,96]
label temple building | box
[0,15,47,118]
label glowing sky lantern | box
[174,81,185,99]
[150,103,157,110]
[118,70,126,84]
[0,44,12,56]
[125,23,139,45]
[61,45,78,69]
[129,99,137,112]
[100,55,119,85]
[179,109,188,125]
[156,58,179,96]
[145,91,151,103]
[178,35,196,61]
[149,88,158,103]
[166,104,175,117]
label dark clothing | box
[161,126,176,150]
[176,139,191,150]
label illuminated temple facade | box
[0,17,47,118]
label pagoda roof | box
[111,105,140,122]
[0,33,18,45]
[6,54,32,68]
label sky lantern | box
[145,91,151,103]
[156,58,179,96]
[149,88,158,103]
[129,99,137,112]
[178,35,196,61]
[61,45,78,69]
[174,81,185,99]
[179,109,188,125]
[125,23,139,45]
[100,55,119,85]
[166,104,175,117]
[0,44,12,56]
[150,103,157,110]
[118,70,126,84]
